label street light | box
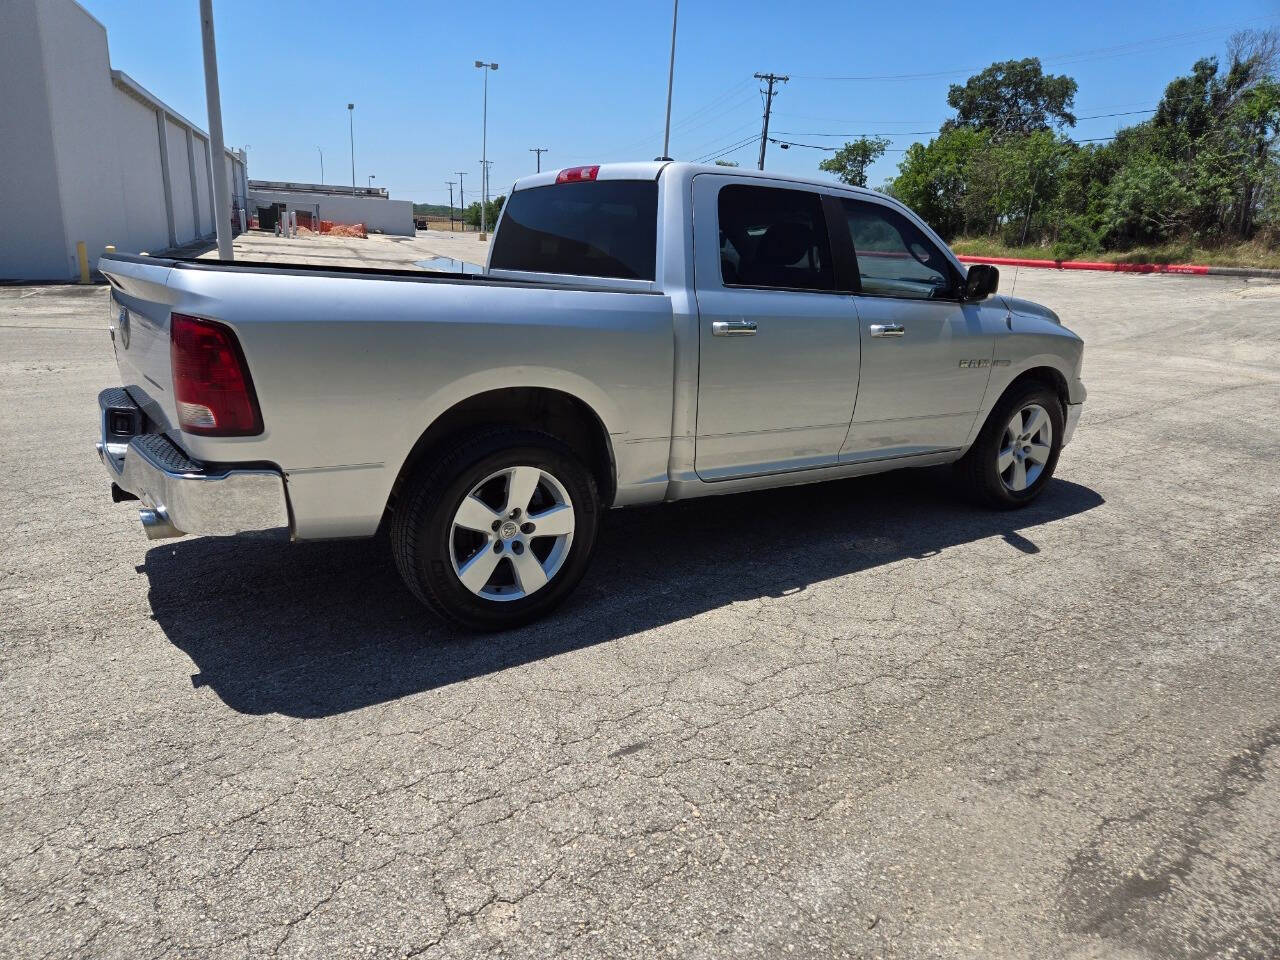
[347,102,355,196]
[474,60,498,238]
[316,146,324,184]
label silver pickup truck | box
[97,161,1085,629]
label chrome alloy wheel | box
[998,403,1053,492]
[448,466,575,602]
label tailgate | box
[101,255,182,434]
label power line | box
[684,119,762,160]
[772,132,1122,153]
[770,108,1164,148]
[694,134,761,164]
[596,78,754,158]
[772,108,1158,136]
[791,16,1278,81]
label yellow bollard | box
[76,241,90,284]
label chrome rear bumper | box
[96,389,289,540]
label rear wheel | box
[391,429,600,630]
[957,383,1064,508]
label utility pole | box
[754,72,788,171]
[198,0,233,260]
[347,103,356,195]
[455,171,465,229]
[660,0,679,160]
[529,147,548,173]
[446,181,455,227]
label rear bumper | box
[96,388,289,540]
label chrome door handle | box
[869,322,905,338]
[712,319,758,337]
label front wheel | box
[956,383,1064,508]
[391,429,600,630]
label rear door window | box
[717,185,834,292]
[490,180,658,280]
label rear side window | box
[717,185,834,292]
[490,180,658,280]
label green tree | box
[944,58,1078,135]
[886,127,989,238]
[1104,154,1192,244]
[817,136,892,188]
[890,32,1278,253]
[464,195,506,229]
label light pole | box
[199,0,233,260]
[316,146,324,184]
[474,60,498,238]
[347,102,355,196]
[661,0,678,160]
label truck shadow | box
[141,469,1103,718]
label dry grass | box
[951,237,1280,270]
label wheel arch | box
[963,361,1071,453]
[383,386,618,529]
[1001,364,1069,414]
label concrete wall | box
[248,190,415,236]
[0,0,69,280]
[192,136,214,234]
[0,0,247,280]
[112,91,170,254]
[165,118,194,244]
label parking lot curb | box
[956,254,1280,280]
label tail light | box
[555,165,599,184]
[170,313,263,436]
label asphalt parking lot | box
[2,261,1279,959]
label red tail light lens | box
[555,165,599,184]
[170,313,263,436]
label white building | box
[248,181,415,237]
[0,0,248,281]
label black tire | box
[390,428,600,631]
[956,382,1064,509]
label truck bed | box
[99,252,676,539]
[102,252,660,294]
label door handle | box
[712,319,758,337]
[869,322,905,338]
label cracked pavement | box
[2,268,1279,958]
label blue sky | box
[81,0,1278,206]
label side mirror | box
[963,263,999,300]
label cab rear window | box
[490,180,658,281]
